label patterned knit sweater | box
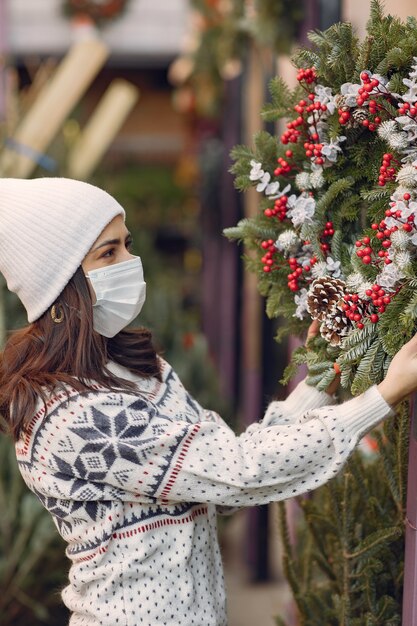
[16,358,393,626]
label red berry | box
[370,314,379,323]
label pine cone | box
[319,304,352,346]
[352,107,369,124]
[307,277,346,321]
[334,94,349,109]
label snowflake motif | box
[68,397,155,482]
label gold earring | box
[51,304,64,324]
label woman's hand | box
[378,333,417,406]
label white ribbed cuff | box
[332,385,394,440]
[284,379,337,415]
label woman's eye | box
[102,248,114,258]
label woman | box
[1,177,417,626]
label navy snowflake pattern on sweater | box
[16,358,393,625]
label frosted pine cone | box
[320,304,354,346]
[334,94,349,109]
[352,107,369,125]
[307,277,346,321]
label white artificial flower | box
[325,256,342,278]
[396,164,417,187]
[293,288,309,320]
[340,81,361,107]
[311,261,328,278]
[264,181,280,196]
[346,272,363,290]
[394,250,412,268]
[376,263,405,289]
[287,194,316,227]
[377,120,398,141]
[391,229,411,250]
[383,215,398,229]
[357,281,374,299]
[401,78,417,103]
[295,172,310,191]
[386,132,410,151]
[275,230,300,253]
[314,84,336,114]
[267,182,292,200]
[309,169,325,189]
[373,73,388,91]
[392,186,414,201]
[249,159,264,181]
[321,137,346,163]
[256,172,271,192]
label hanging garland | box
[63,0,130,24]
[226,2,417,396]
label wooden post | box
[67,79,139,180]
[0,0,7,348]
[0,38,109,178]
[402,395,417,624]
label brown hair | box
[0,267,161,441]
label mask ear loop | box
[50,304,65,324]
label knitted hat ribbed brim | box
[0,177,125,322]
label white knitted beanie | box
[0,177,125,322]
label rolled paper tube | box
[67,78,139,180]
[0,37,109,178]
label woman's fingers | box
[306,319,319,345]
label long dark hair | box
[0,267,161,441]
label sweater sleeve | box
[259,379,337,428]
[26,384,394,509]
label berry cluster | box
[261,240,278,273]
[274,153,293,176]
[356,72,381,106]
[304,138,324,165]
[296,67,317,84]
[338,108,351,126]
[342,285,390,328]
[320,221,335,252]
[398,101,417,116]
[287,254,317,292]
[264,195,288,221]
[378,153,397,186]
[356,228,393,265]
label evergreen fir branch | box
[346,527,402,560]
[360,187,391,203]
[350,338,384,395]
[339,331,377,366]
[261,77,298,122]
[373,429,401,507]
[292,48,321,72]
[223,218,276,242]
[314,178,355,223]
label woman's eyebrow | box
[91,237,120,252]
[91,232,132,252]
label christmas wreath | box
[63,0,129,23]
[226,2,417,396]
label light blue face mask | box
[85,256,146,338]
